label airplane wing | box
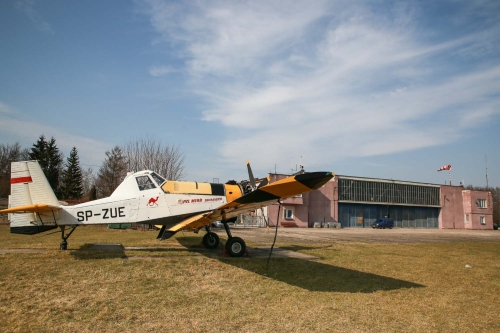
[160,171,334,238]
[0,204,62,214]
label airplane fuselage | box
[59,191,227,228]
[51,170,244,228]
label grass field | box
[1,225,499,332]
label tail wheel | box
[202,232,220,249]
[225,237,246,257]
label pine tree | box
[29,135,63,196]
[46,137,63,196]
[96,146,127,197]
[29,135,48,169]
[61,147,83,200]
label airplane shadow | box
[69,238,425,293]
[70,243,128,260]
[69,242,208,260]
[176,236,425,293]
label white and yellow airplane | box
[0,160,334,257]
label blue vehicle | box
[372,217,394,229]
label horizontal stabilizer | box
[0,204,61,214]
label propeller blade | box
[246,160,256,190]
[257,176,269,189]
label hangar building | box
[265,173,494,229]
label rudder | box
[8,161,60,234]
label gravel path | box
[216,227,500,245]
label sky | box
[1,0,499,187]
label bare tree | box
[95,146,128,198]
[81,166,96,199]
[0,142,26,198]
[19,148,30,161]
[122,137,185,180]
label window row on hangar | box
[337,177,441,207]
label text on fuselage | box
[77,207,126,222]
[182,197,223,204]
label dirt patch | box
[0,249,47,254]
[89,244,125,251]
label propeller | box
[246,160,269,190]
[246,160,256,190]
[245,160,269,227]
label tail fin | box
[7,161,60,234]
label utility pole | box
[486,154,489,188]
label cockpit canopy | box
[135,172,166,191]
[111,170,235,198]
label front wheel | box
[225,237,246,257]
[202,232,220,249]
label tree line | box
[0,135,185,201]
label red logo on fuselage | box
[147,197,159,206]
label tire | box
[225,237,246,257]
[382,226,385,229]
[60,240,67,250]
[202,232,220,249]
[389,226,393,229]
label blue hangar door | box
[338,203,439,228]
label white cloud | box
[148,65,178,77]
[139,1,500,173]
[0,114,111,169]
[15,0,54,35]
[0,102,13,114]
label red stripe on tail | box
[11,177,33,184]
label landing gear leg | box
[221,220,246,257]
[59,226,77,250]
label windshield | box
[150,172,166,186]
[135,175,156,191]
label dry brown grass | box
[1,225,499,332]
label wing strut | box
[34,208,58,227]
[156,225,166,239]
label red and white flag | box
[437,164,452,172]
